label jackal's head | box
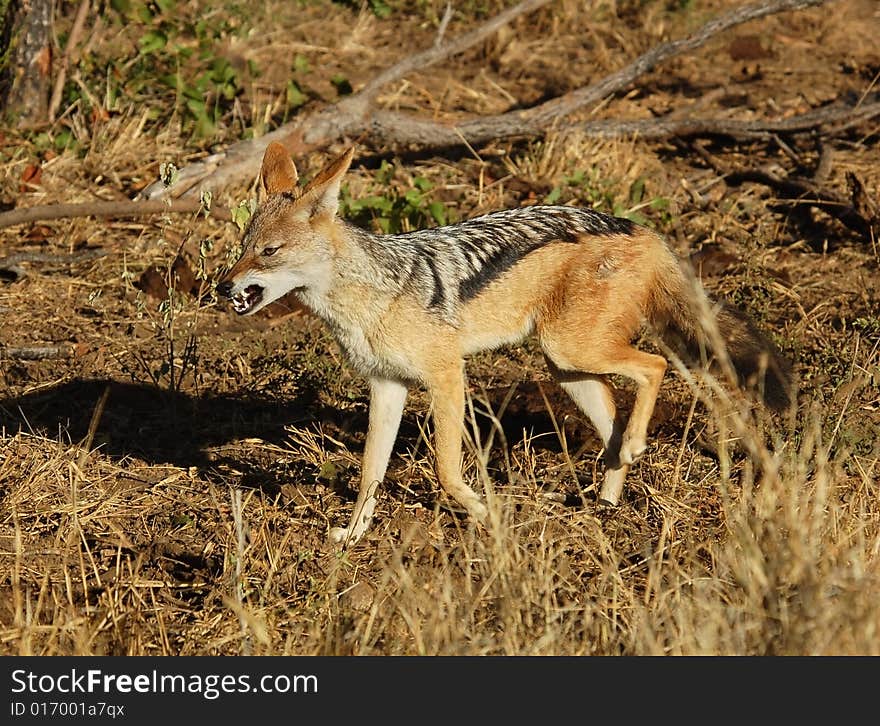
[216,142,354,315]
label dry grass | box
[1,0,879,655]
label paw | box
[619,436,647,466]
[329,526,354,546]
[466,498,488,524]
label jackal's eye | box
[261,246,280,257]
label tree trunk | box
[1,0,52,124]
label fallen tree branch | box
[365,97,880,146]
[0,345,75,360]
[0,198,229,230]
[140,0,832,200]
[0,248,108,282]
[4,95,872,232]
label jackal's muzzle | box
[216,281,264,315]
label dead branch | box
[0,248,108,282]
[0,198,229,230]
[1,345,75,360]
[48,0,90,122]
[140,0,832,200]
[366,97,880,146]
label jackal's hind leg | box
[553,371,632,505]
[543,339,666,464]
[329,377,408,548]
[602,348,667,467]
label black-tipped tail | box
[648,262,793,411]
[715,306,792,411]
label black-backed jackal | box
[217,142,791,547]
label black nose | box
[216,280,233,298]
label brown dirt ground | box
[0,0,878,655]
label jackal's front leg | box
[329,377,408,547]
[428,362,488,525]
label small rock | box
[340,581,374,612]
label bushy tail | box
[647,255,793,411]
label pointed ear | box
[260,142,299,195]
[302,146,355,218]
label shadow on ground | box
[0,378,332,469]
[0,378,650,488]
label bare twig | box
[434,3,454,48]
[48,0,90,122]
[230,487,252,656]
[358,0,551,103]
[0,345,75,360]
[77,384,110,469]
[0,248,107,281]
[525,0,829,127]
[0,198,229,230]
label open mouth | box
[231,285,264,315]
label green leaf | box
[210,57,236,83]
[629,177,645,205]
[136,3,154,23]
[170,513,192,528]
[138,30,167,55]
[318,460,340,482]
[375,160,393,185]
[219,82,238,101]
[364,195,393,213]
[623,211,649,226]
[159,72,183,91]
[650,197,670,210]
[185,97,207,117]
[293,54,310,73]
[545,186,562,205]
[428,201,447,226]
[54,129,74,150]
[369,0,392,18]
[286,80,307,109]
[232,200,253,232]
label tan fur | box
[218,145,791,547]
